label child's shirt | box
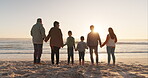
[77,41,88,52]
[65,36,75,47]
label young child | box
[63,31,75,65]
[76,36,88,65]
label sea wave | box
[0,51,147,54]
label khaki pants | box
[89,46,98,64]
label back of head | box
[54,21,59,27]
[68,31,72,35]
[37,18,42,24]
[90,25,94,31]
[80,36,84,40]
[108,27,115,39]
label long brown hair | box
[108,27,116,39]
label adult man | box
[31,18,46,64]
[87,25,101,65]
[45,21,63,65]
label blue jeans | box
[107,46,115,64]
[68,47,74,64]
[33,44,43,63]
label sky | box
[0,0,147,40]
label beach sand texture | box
[0,61,147,78]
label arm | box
[115,35,117,43]
[31,28,33,36]
[75,43,79,51]
[87,34,89,47]
[30,25,34,36]
[45,29,51,42]
[73,38,75,49]
[98,33,102,46]
[63,38,68,47]
[85,43,88,49]
[40,25,46,39]
[101,35,109,47]
[60,29,64,47]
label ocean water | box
[0,38,147,54]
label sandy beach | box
[0,60,148,78]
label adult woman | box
[101,27,117,66]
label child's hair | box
[68,31,72,34]
[80,36,84,40]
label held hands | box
[100,45,104,48]
[44,38,48,42]
[75,48,78,51]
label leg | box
[71,47,74,64]
[33,44,38,63]
[79,52,82,65]
[107,46,111,65]
[89,47,94,64]
[51,46,55,64]
[67,47,70,64]
[37,44,43,63]
[82,51,85,65]
[55,47,60,65]
[111,48,115,65]
[94,46,98,64]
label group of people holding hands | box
[31,18,117,66]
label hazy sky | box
[0,0,147,40]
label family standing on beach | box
[31,18,117,66]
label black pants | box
[68,47,74,64]
[51,46,60,64]
[33,44,43,63]
[79,51,85,61]
[107,46,115,64]
[89,46,98,64]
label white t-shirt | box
[77,41,88,52]
[106,35,115,47]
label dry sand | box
[0,61,147,78]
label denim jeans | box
[68,47,74,64]
[33,44,43,63]
[79,51,85,61]
[51,46,60,65]
[89,46,98,64]
[107,46,115,64]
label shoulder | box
[88,32,91,35]
[49,27,54,31]
[87,32,91,36]
[72,37,75,39]
[107,34,110,37]
[82,42,86,44]
[78,42,81,44]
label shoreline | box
[0,53,147,65]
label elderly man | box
[31,18,46,64]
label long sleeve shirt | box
[46,27,63,47]
[65,36,75,48]
[31,23,46,44]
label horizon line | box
[0,38,147,40]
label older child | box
[63,31,75,65]
[101,27,117,66]
[76,36,88,65]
